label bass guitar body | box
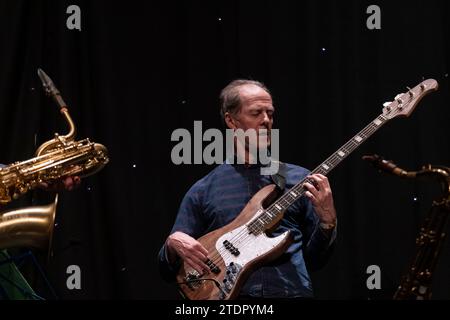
[176,184,293,300]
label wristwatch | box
[319,221,336,230]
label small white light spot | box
[218,17,222,21]
[132,164,137,168]
[413,197,418,201]
[321,48,326,52]
[87,187,91,191]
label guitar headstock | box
[382,79,438,119]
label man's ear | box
[224,112,237,129]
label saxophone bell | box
[0,195,58,252]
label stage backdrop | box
[0,0,449,299]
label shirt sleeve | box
[300,196,337,271]
[157,182,206,282]
[157,242,182,283]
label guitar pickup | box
[223,240,240,256]
[206,258,221,274]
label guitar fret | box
[256,218,266,229]
[347,139,358,149]
[286,194,297,205]
[247,223,257,234]
[293,185,304,195]
[373,118,382,126]
[265,211,274,218]
[283,199,293,207]
[328,159,337,167]
[287,193,295,201]
[279,198,289,208]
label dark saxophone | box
[364,154,450,300]
[0,69,109,251]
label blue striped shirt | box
[158,162,336,298]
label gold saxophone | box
[363,154,450,300]
[0,69,109,251]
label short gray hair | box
[219,79,271,121]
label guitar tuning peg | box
[383,102,391,107]
[394,94,403,100]
[406,86,414,97]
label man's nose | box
[262,112,270,124]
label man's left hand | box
[39,176,81,192]
[303,174,337,225]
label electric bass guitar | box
[176,79,439,300]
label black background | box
[0,0,449,299]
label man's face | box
[225,84,274,149]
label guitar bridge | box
[185,271,204,290]
[184,259,222,291]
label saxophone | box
[0,69,109,250]
[363,154,450,300]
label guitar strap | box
[269,160,286,192]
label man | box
[159,79,337,299]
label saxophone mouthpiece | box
[37,68,66,108]
[363,154,410,178]
[37,68,57,95]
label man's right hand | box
[166,231,210,275]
